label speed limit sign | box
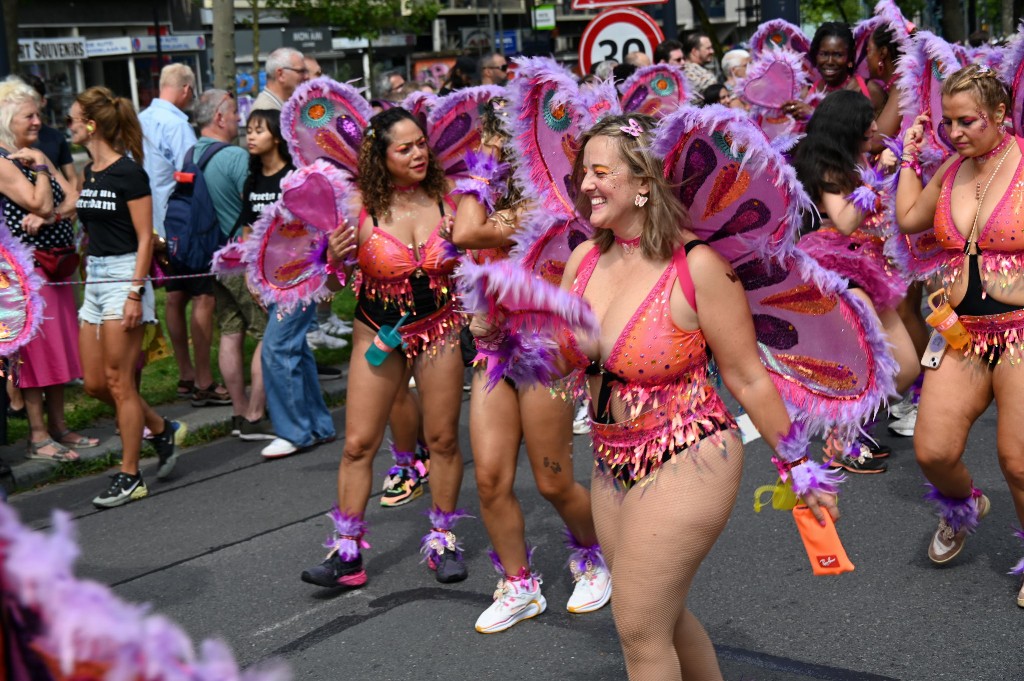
[578,7,665,75]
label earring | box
[86,123,95,134]
[634,193,648,208]
[878,59,884,70]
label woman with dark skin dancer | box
[896,65,1024,607]
[454,101,610,634]
[303,108,469,588]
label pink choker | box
[975,131,1012,164]
[614,234,642,255]
[394,182,420,193]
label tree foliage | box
[265,0,441,40]
[799,0,926,26]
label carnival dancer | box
[795,90,920,472]
[558,114,839,679]
[896,65,1024,607]
[303,107,470,588]
[452,101,611,633]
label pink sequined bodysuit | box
[354,197,466,360]
[933,136,1024,364]
[564,244,737,488]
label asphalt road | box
[8,395,1023,681]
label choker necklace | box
[393,182,419,193]
[974,131,1011,165]
[614,234,642,255]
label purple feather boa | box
[323,506,369,561]
[474,330,561,391]
[0,504,289,680]
[452,149,510,214]
[420,508,472,562]
[923,483,985,535]
[1009,528,1024,575]
[563,528,606,575]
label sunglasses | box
[486,63,508,72]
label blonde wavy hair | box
[941,64,1011,115]
[0,77,41,149]
[571,113,689,260]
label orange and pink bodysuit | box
[562,243,737,488]
[933,136,1024,365]
[354,197,466,361]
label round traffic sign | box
[578,8,665,76]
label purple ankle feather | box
[388,442,416,467]
[923,484,983,535]
[420,508,472,562]
[324,506,369,561]
[563,528,606,574]
[1009,528,1024,575]
[488,546,538,580]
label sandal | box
[26,438,80,462]
[51,430,100,449]
[191,383,232,407]
[176,379,196,400]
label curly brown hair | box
[570,113,689,260]
[480,97,523,212]
[357,107,447,219]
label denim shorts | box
[79,253,157,325]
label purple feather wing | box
[999,28,1024,135]
[618,65,690,119]
[246,162,358,312]
[428,85,505,179]
[0,221,44,357]
[653,105,896,437]
[281,77,374,174]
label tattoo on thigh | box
[543,456,562,473]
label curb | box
[1,367,348,494]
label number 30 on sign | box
[578,8,665,75]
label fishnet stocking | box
[591,432,744,681]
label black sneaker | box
[238,416,276,441]
[433,550,469,584]
[316,364,342,379]
[152,419,185,480]
[301,551,368,588]
[828,442,887,474]
[93,472,148,508]
[858,435,891,459]
[230,415,244,437]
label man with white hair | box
[139,63,197,239]
[721,48,751,107]
[253,47,308,111]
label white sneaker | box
[572,402,591,435]
[889,393,916,420]
[567,562,611,613]
[320,313,352,337]
[261,437,298,459]
[888,405,917,437]
[474,576,547,634]
[306,328,349,350]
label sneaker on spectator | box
[572,402,591,435]
[306,328,348,350]
[152,419,185,480]
[317,363,343,379]
[239,417,276,441]
[320,313,352,337]
[230,415,244,437]
[301,550,368,588]
[889,392,916,420]
[475,576,547,634]
[261,437,298,459]
[889,405,917,437]
[92,472,148,509]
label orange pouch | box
[792,506,855,575]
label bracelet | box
[900,159,922,178]
[771,454,808,481]
[32,164,49,174]
[126,295,142,302]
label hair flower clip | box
[619,118,643,138]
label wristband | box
[899,159,922,179]
[32,164,49,174]
[772,422,843,498]
[126,295,142,302]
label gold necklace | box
[964,142,1015,253]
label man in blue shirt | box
[139,63,198,238]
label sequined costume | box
[353,197,466,361]
[563,243,737,489]
[934,137,1024,364]
[798,211,907,312]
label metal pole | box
[663,0,678,43]
[0,3,10,78]
[154,3,163,67]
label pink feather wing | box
[428,85,505,179]
[0,222,44,357]
[281,77,374,174]
[999,28,1024,135]
[618,65,689,119]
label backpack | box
[164,142,229,273]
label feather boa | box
[773,421,844,498]
[0,505,288,681]
[923,483,985,535]
[420,508,472,563]
[451,150,510,214]
[473,330,560,391]
[1009,528,1024,575]
[563,528,606,576]
[323,506,370,561]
